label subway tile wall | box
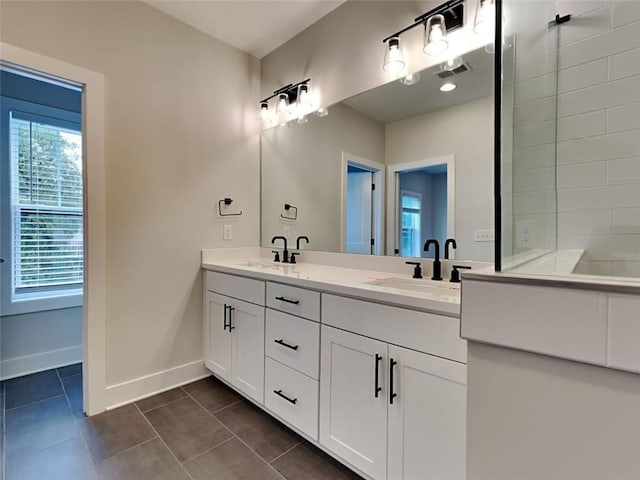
[508,0,640,276]
[555,1,640,277]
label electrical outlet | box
[474,229,495,242]
[516,220,536,249]
[283,226,290,239]
[223,224,233,240]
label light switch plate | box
[474,229,495,242]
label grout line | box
[136,393,189,415]
[183,390,288,480]
[208,398,243,414]
[4,393,66,413]
[180,436,235,465]
[134,404,196,480]
[268,439,303,464]
[2,381,5,480]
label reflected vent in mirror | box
[437,62,472,79]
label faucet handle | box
[405,261,423,279]
[449,265,472,283]
[290,252,299,264]
[271,250,281,262]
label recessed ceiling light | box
[440,82,457,92]
[400,73,420,86]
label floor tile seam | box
[137,392,189,415]
[209,398,244,415]
[2,383,5,480]
[133,403,197,480]
[56,369,75,412]
[180,436,235,465]
[69,405,102,475]
[184,392,287,480]
[268,440,304,465]
[92,434,160,471]
[4,393,66,412]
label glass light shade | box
[314,107,328,117]
[276,93,289,114]
[400,73,420,86]
[260,102,271,122]
[424,15,448,55]
[297,84,314,114]
[383,37,406,73]
[440,56,463,72]
[474,0,495,34]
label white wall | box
[262,103,384,252]
[386,97,495,261]
[554,1,640,277]
[0,1,260,391]
[1,308,82,379]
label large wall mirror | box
[261,46,494,261]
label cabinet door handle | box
[374,353,382,398]
[223,304,230,331]
[273,389,297,404]
[389,358,398,405]
[274,296,300,305]
[228,306,235,331]
[274,339,299,350]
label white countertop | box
[201,248,462,316]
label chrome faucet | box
[423,239,442,281]
[271,236,289,263]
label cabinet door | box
[231,298,265,404]
[204,292,232,382]
[319,326,388,480]
[388,345,466,480]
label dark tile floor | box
[1,365,364,480]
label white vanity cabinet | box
[204,271,265,404]
[320,294,467,480]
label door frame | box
[1,42,107,415]
[340,152,385,255]
[386,155,455,256]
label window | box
[1,97,83,315]
[400,191,421,257]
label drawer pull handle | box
[223,304,231,331]
[274,339,299,351]
[374,353,382,398]
[275,296,300,305]
[273,389,298,405]
[228,306,235,331]
[389,358,398,405]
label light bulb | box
[424,15,449,56]
[383,37,406,73]
[474,0,495,35]
[276,93,289,114]
[260,102,272,123]
[297,83,314,115]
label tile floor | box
[0,365,364,480]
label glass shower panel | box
[500,0,560,270]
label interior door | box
[319,325,388,480]
[387,344,467,480]
[346,171,373,254]
[205,292,232,382]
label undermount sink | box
[236,260,292,269]
[364,277,460,296]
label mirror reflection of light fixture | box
[314,107,329,117]
[474,0,495,34]
[381,0,464,73]
[383,37,406,73]
[440,82,457,92]
[400,73,420,86]
[259,79,317,127]
[424,14,449,55]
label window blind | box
[9,112,83,292]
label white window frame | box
[0,96,83,316]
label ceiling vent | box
[437,62,472,79]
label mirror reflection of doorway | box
[387,155,455,258]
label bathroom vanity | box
[202,248,474,480]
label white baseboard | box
[0,345,82,380]
[105,360,210,410]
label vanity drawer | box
[266,282,320,321]
[265,309,320,379]
[265,357,319,440]
[205,271,265,306]
[322,293,466,363]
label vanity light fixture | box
[382,0,464,74]
[259,79,317,127]
[440,82,457,92]
[440,56,464,72]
